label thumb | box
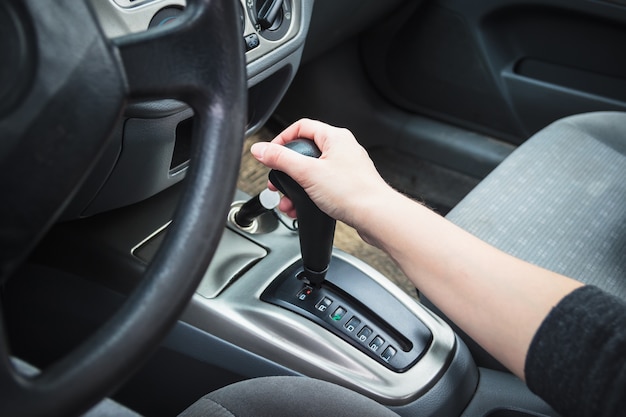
[251,142,313,180]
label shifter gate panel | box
[262,257,433,372]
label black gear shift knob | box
[269,139,336,287]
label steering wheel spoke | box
[115,0,240,107]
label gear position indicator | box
[262,258,433,372]
[330,306,347,321]
[315,297,332,312]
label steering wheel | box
[0,0,245,415]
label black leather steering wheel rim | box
[0,0,246,415]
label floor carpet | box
[369,148,480,216]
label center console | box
[92,177,475,413]
[176,188,556,416]
[34,181,558,416]
[177,189,478,414]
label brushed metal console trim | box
[182,217,457,405]
[131,220,171,258]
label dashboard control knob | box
[257,0,283,30]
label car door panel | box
[362,0,626,144]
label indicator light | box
[315,297,332,312]
[330,306,347,321]
[297,286,314,301]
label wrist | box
[349,185,417,249]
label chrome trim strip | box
[131,220,171,259]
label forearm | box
[357,190,583,378]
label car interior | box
[1,0,625,416]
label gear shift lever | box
[269,139,336,287]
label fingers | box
[251,140,317,187]
[264,180,297,217]
[267,180,278,192]
[278,196,297,218]
[253,142,304,219]
[251,118,368,222]
[271,118,323,145]
[271,118,342,152]
[250,142,298,171]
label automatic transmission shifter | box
[269,139,336,287]
[263,141,434,373]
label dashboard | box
[91,0,301,65]
[62,0,312,219]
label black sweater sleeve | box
[525,286,626,417]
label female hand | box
[251,119,393,229]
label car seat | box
[425,111,626,370]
